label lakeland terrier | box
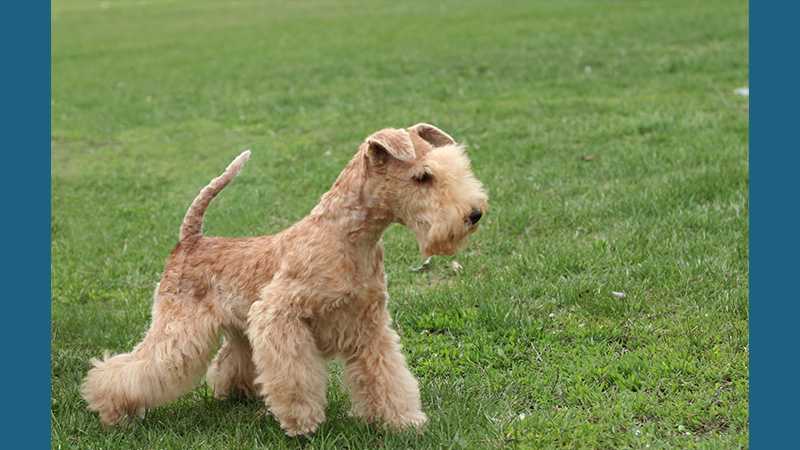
[81,123,488,436]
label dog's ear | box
[365,128,415,165]
[408,123,456,147]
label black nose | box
[469,209,483,225]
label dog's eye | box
[413,172,432,183]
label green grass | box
[51,1,749,448]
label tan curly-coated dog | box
[81,123,488,436]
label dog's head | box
[359,123,488,257]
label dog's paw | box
[389,410,428,431]
[271,405,326,437]
[95,404,145,427]
[279,415,324,437]
[355,409,428,432]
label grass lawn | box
[51,1,749,448]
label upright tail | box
[179,150,251,242]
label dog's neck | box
[308,155,392,252]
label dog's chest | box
[311,286,388,357]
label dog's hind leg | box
[206,326,257,400]
[81,293,220,425]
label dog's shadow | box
[90,388,381,448]
[75,372,423,448]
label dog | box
[81,123,488,436]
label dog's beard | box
[414,216,478,257]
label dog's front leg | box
[343,321,428,431]
[247,295,328,437]
[206,326,257,400]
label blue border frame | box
[751,2,793,448]
[13,0,767,447]
[3,2,50,447]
